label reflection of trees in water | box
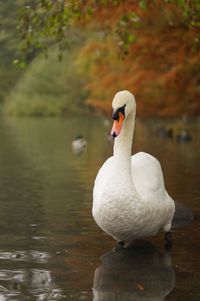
[0,119,71,300]
[0,117,111,235]
[0,250,63,300]
[93,242,175,301]
[0,117,110,300]
[0,117,198,300]
[0,267,64,300]
[0,120,45,243]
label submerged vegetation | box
[1,0,200,116]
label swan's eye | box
[112,105,126,120]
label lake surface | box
[0,116,199,301]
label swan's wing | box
[131,152,165,198]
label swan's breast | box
[92,153,175,242]
[93,156,135,215]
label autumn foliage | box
[75,1,200,117]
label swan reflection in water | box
[93,242,175,301]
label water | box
[0,116,199,301]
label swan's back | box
[131,152,165,199]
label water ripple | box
[0,250,50,263]
[0,269,64,301]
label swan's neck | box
[113,112,135,161]
[112,111,136,192]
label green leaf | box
[13,59,27,68]
[128,12,140,23]
[139,0,147,10]
[177,0,185,7]
[87,7,93,15]
[127,34,137,44]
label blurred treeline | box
[1,0,200,117]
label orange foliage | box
[76,1,200,117]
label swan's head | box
[111,90,136,137]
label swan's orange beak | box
[111,112,125,137]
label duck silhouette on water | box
[176,129,192,142]
[72,135,87,154]
[156,126,173,138]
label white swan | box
[92,90,175,246]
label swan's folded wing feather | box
[131,152,165,198]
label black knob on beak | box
[112,111,119,121]
[112,105,126,120]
